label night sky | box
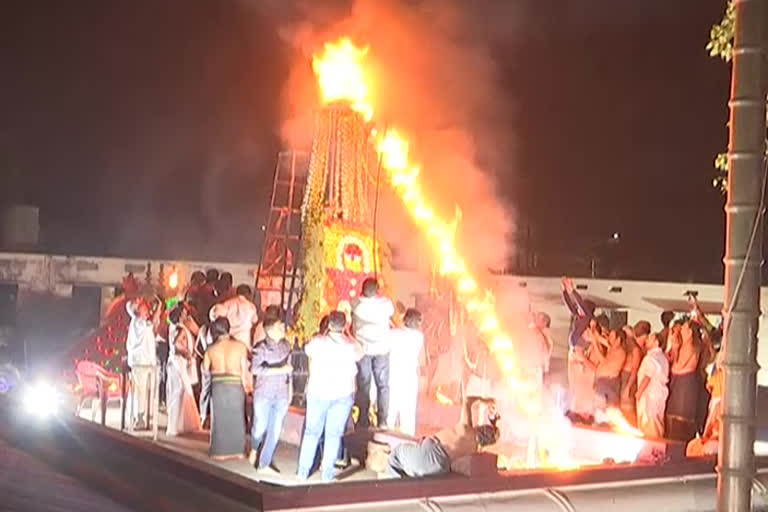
[0,0,733,283]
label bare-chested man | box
[584,327,626,410]
[619,326,642,425]
[388,395,499,478]
[665,320,701,442]
[202,317,251,459]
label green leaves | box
[706,0,735,62]
[707,1,735,194]
[713,152,728,193]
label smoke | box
[253,0,520,275]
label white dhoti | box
[166,356,201,436]
[129,365,154,425]
[388,373,419,436]
[637,393,666,439]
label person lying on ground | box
[387,395,499,478]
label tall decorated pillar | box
[295,102,392,342]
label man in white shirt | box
[209,284,258,348]
[386,308,425,436]
[126,298,160,430]
[352,278,394,429]
[636,332,670,438]
[297,311,364,481]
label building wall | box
[1,252,766,384]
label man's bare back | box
[204,336,250,389]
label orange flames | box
[312,38,374,121]
[311,37,644,469]
[312,37,525,392]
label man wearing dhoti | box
[203,317,251,460]
[166,305,201,436]
[126,298,160,430]
[636,332,669,438]
[386,308,425,436]
[686,363,722,457]
[561,278,597,422]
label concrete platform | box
[83,403,378,486]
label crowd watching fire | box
[61,35,726,483]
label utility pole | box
[719,0,767,510]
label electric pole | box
[719,0,767,510]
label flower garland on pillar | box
[295,104,393,343]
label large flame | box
[312,38,374,121]
[311,36,642,470]
[313,35,527,420]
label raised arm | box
[460,396,495,428]
[570,290,592,318]
[562,290,579,316]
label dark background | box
[0,0,734,283]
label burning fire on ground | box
[311,37,645,470]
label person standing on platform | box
[587,327,626,412]
[209,284,259,348]
[203,317,251,460]
[665,320,701,443]
[297,311,363,482]
[249,317,292,473]
[352,278,394,429]
[561,277,596,423]
[636,332,669,438]
[126,298,161,430]
[166,305,202,436]
[386,308,425,436]
[619,326,642,426]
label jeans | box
[355,354,390,428]
[251,396,289,469]
[297,394,354,481]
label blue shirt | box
[251,337,292,400]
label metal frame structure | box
[254,151,309,317]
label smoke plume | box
[255,0,519,275]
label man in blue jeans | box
[249,316,292,473]
[297,311,363,481]
[352,278,395,429]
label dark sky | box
[0,0,733,283]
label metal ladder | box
[254,150,309,322]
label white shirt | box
[638,347,670,403]
[388,327,424,379]
[305,332,363,400]
[352,296,394,355]
[126,303,156,367]
[209,295,258,346]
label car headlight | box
[23,381,60,418]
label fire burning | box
[311,36,647,470]
[313,36,527,392]
[312,38,374,122]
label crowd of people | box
[123,271,484,481]
[122,268,723,483]
[561,277,722,456]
